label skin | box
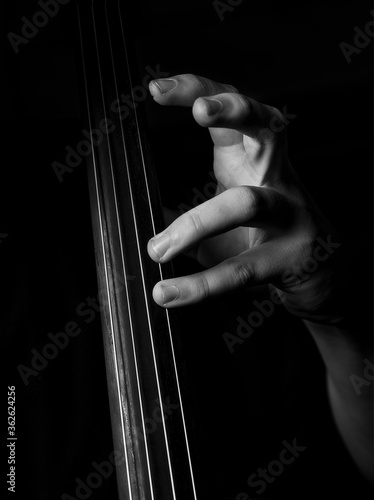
[146,73,373,486]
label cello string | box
[115,1,179,498]
[102,1,156,498]
[77,4,133,500]
[91,2,153,498]
[117,2,198,498]
[101,0,177,497]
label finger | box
[149,73,237,107]
[162,206,198,260]
[192,92,286,147]
[152,240,284,307]
[147,186,292,263]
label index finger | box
[149,73,238,107]
[147,186,291,264]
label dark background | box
[2,0,373,499]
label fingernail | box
[151,233,170,259]
[204,98,223,116]
[153,78,178,95]
[161,285,180,305]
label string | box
[77,4,133,500]
[96,0,178,497]
[80,0,198,497]
[92,1,162,498]
[117,2,198,498]
[112,1,178,497]
[102,1,156,497]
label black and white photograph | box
[3,1,373,499]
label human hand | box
[147,74,346,324]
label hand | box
[145,77,374,482]
[147,74,346,324]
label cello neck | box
[76,1,197,498]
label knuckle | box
[184,75,239,99]
[295,224,319,259]
[194,273,210,301]
[184,208,204,236]
[268,106,287,129]
[184,73,209,94]
[223,83,239,94]
[229,94,253,127]
[236,94,252,115]
[170,208,204,248]
[270,105,284,121]
[236,186,262,218]
[231,261,254,288]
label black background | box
[2,0,373,499]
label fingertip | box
[149,80,165,105]
[149,78,178,100]
[193,97,223,126]
[152,283,164,306]
[152,282,180,308]
[205,98,224,116]
[147,238,161,263]
[149,80,160,98]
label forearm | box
[304,320,374,486]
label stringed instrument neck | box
[76,1,197,498]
